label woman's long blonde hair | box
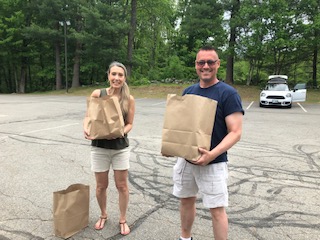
[107,61,130,118]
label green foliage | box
[233,61,250,85]
[0,0,318,93]
[130,77,150,86]
[174,0,227,67]
[161,55,186,79]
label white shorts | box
[172,157,228,208]
[90,146,130,172]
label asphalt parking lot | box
[0,94,319,240]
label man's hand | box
[194,147,214,166]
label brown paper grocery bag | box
[161,94,217,161]
[53,184,89,239]
[84,96,125,139]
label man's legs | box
[173,158,197,239]
[198,162,228,239]
[210,207,228,240]
[180,197,196,238]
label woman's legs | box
[94,171,109,230]
[114,169,130,235]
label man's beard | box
[202,77,213,83]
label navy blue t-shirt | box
[183,81,244,164]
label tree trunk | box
[225,55,234,84]
[225,0,240,85]
[246,61,254,86]
[312,28,318,88]
[151,21,157,67]
[312,48,317,88]
[55,41,62,90]
[14,67,18,93]
[127,0,137,80]
[72,41,82,88]
[19,66,26,93]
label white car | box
[259,75,307,108]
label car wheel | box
[287,103,292,108]
[259,103,263,107]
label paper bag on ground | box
[53,184,89,239]
[161,94,217,161]
[84,96,125,139]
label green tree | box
[0,0,318,93]
[0,0,37,93]
[131,0,175,81]
[173,0,226,74]
[295,0,319,88]
[27,0,66,90]
[223,0,241,84]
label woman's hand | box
[84,130,93,140]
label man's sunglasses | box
[196,59,219,67]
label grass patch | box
[39,83,319,103]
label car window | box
[265,83,289,91]
[294,83,306,89]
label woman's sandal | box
[119,221,130,235]
[94,216,107,230]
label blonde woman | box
[84,61,135,235]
